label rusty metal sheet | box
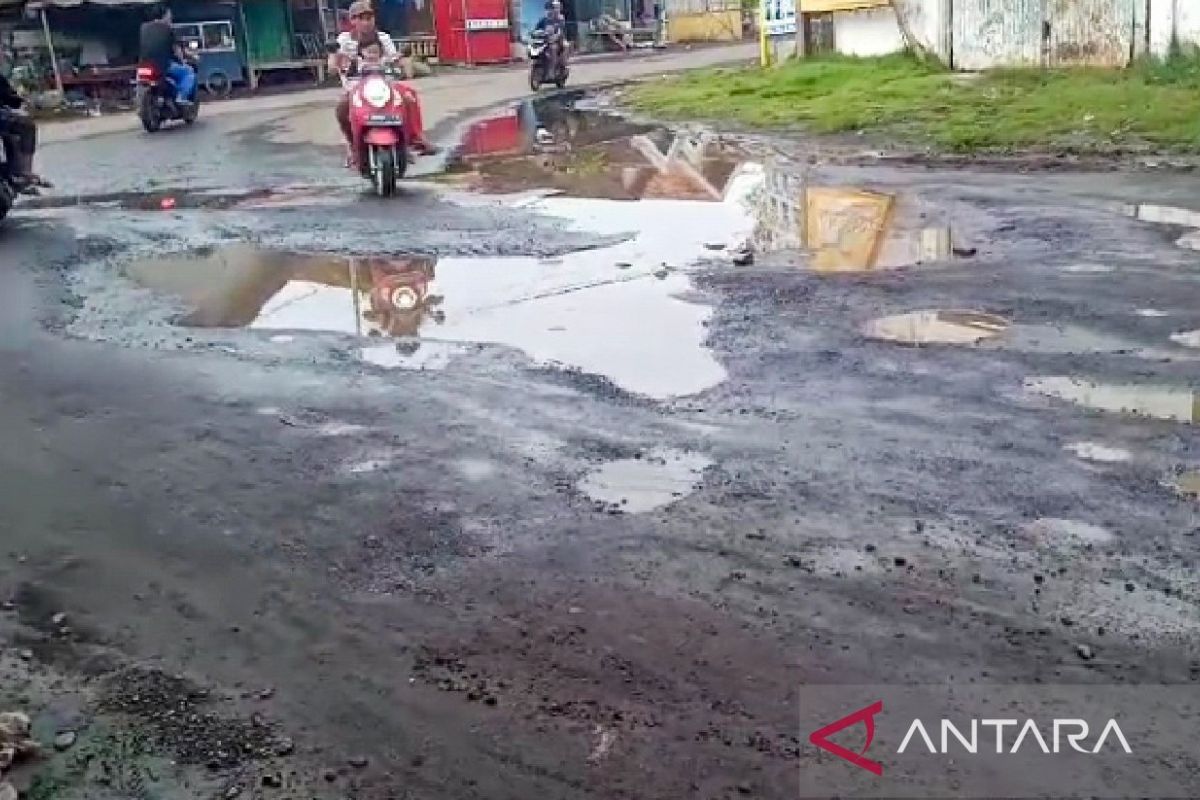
[1047,0,1133,66]
[951,0,1043,70]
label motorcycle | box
[135,41,200,133]
[0,108,41,223]
[337,53,409,197]
[0,131,17,223]
[528,30,568,91]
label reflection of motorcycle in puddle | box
[359,257,443,339]
[128,246,445,341]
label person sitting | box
[138,6,196,106]
[0,62,46,191]
[327,0,437,165]
[535,1,570,70]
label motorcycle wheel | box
[205,71,233,98]
[183,95,200,125]
[529,65,543,92]
[371,145,400,197]
[138,90,161,133]
[0,182,13,224]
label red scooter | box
[335,51,409,197]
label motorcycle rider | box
[534,1,569,75]
[138,6,197,107]
[328,0,437,165]
[0,59,46,192]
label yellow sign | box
[799,0,889,12]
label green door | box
[241,0,292,63]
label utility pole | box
[795,5,805,59]
[759,0,771,67]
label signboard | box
[764,0,796,36]
[466,18,509,30]
[799,0,889,11]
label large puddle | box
[125,217,740,399]
[449,94,965,273]
[123,97,975,397]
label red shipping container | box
[435,0,512,63]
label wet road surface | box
[1,73,1199,799]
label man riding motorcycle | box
[138,6,196,107]
[534,1,569,74]
[0,60,46,192]
[328,0,437,166]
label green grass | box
[627,51,1200,153]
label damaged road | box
[2,56,1199,800]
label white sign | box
[764,0,797,36]
[466,18,509,30]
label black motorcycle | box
[135,43,201,133]
[528,30,568,91]
[0,109,29,223]
[0,134,16,223]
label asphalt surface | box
[2,43,1200,800]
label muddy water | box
[451,94,965,273]
[126,96,980,396]
[862,310,1008,345]
[1025,377,1198,424]
[123,177,758,399]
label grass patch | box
[627,51,1200,153]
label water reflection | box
[750,178,954,272]
[863,310,1008,345]
[451,95,962,271]
[1025,376,1198,424]
[126,246,441,340]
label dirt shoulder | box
[623,52,1200,166]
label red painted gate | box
[434,0,512,63]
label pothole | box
[577,449,711,513]
[862,310,1008,345]
[1025,376,1198,424]
[1170,330,1200,349]
[121,187,742,398]
[1124,203,1200,228]
[1123,204,1200,252]
[1064,442,1133,463]
[752,180,962,272]
[1170,470,1200,499]
[1025,517,1115,546]
[449,95,967,273]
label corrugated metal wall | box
[1149,0,1200,56]
[951,0,1043,70]
[950,0,1137,69]
[1047,0,1133,66]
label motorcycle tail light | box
[136,66,156,79]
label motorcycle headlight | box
[391,287,419,311]
[362,78,392,108]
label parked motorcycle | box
[337,54,409,197]
[135,42,200,133]
[528,30,568,91]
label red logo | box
[809,700,884,775]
